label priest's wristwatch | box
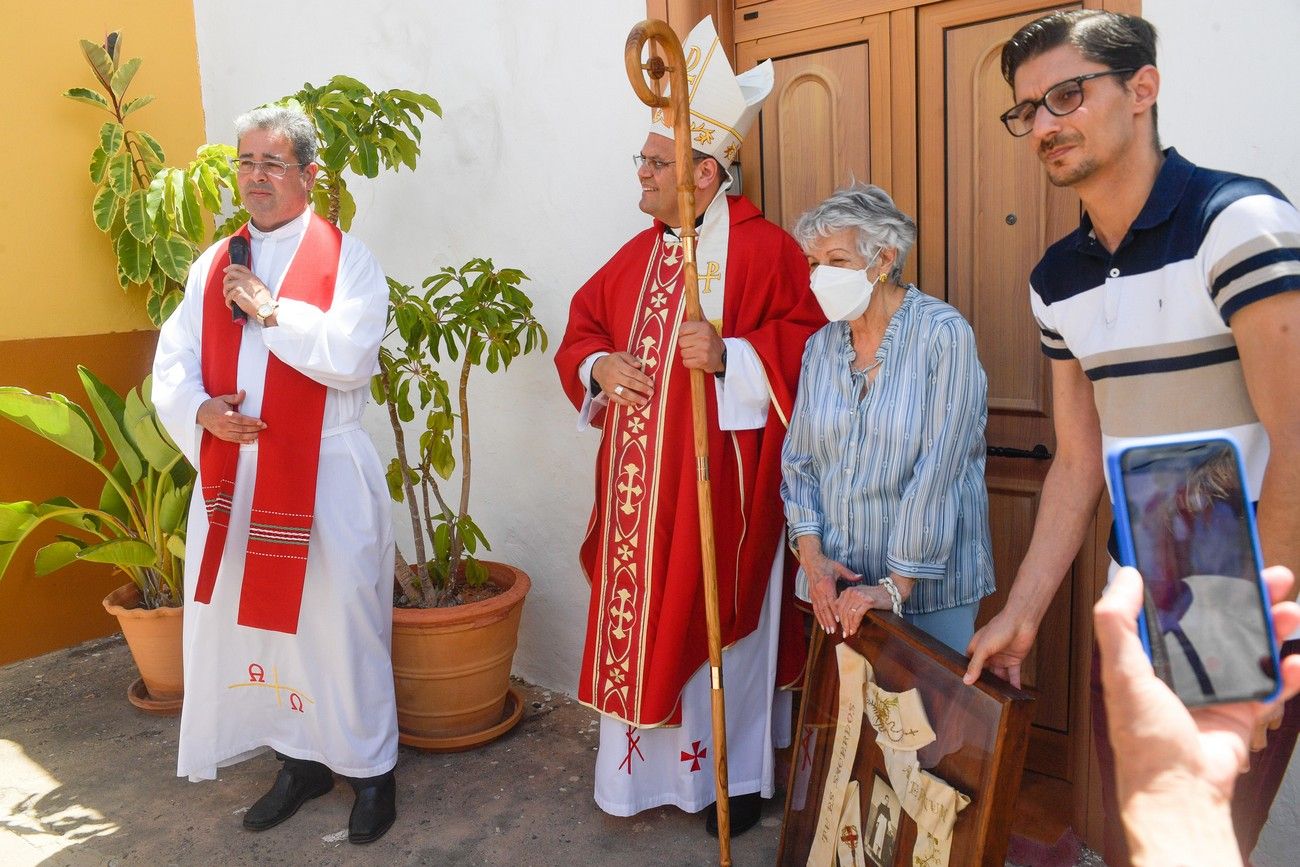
[255,300,278,325]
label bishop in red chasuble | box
[555,14,823,831]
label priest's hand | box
[592,352,653,408]
[197,389,267,443]
[678,321,724,373]
[223,264,275,320]
[1096,565,1300,864]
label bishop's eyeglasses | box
[633,154,676,172]
[999,68,1135,137]
[228,158,308,179]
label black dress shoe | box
[348,770,396,844]
[704,792,763,837]
[243,759,334,831]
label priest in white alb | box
[555,17,824,835]
[153,106,398,845]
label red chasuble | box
[556,195,824,727]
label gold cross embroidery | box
[609,588,635,640]
[617,464,643,516]
[699,261,721,294]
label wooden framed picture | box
[778,611,1034,867]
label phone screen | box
[1118,440,1278,706]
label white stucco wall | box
[192,0,650,694]
[1146,0,1300,201]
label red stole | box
[195,213,342,634]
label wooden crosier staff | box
[624,19,732,867]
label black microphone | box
[229,236,250,322]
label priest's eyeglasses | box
[633,154,675,172]
[228,158,307,179]
[1000,68,1135,136]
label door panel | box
[737,15,894,231]
[768,42,870,231]
[931,4,1080,446]
[919,0,1083,783]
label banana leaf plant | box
[0,367,192,609]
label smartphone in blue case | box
[1108,432,1281,707]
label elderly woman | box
[780,184,994,652]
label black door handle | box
[987,443,1053,460]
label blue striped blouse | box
[780,287,995,614]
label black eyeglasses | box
[1000,68,1136,137]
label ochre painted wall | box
[0,2,206,665]
[0,333,161,665]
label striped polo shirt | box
[1031,148,1300,499]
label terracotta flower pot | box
[392,561,530,751]
[102,583,184,711]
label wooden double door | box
[649,0,1139,846]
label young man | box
[153,107,398,844]
[961,10,1300,862]
[555,17,823,836]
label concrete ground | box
[1,635,781,866]
[2,635,1295,866]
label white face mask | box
[810,251,881,321]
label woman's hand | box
[797,538,859,633]
[836,575,915,637]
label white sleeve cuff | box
[578,352,607,396]
[576,352,609,431]
[714,338,769,430]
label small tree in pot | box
[374,262,547,749]
[376,260,547,608]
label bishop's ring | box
[614,385,625,396]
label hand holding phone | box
[1108,434,1281,707]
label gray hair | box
[234,106,317,166]
[793,183,917,282]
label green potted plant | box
[375,261,547,749]
[46,30,253,712]
[57,30,249,712]
[0,369,192,712]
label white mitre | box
[648,16,773,168]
